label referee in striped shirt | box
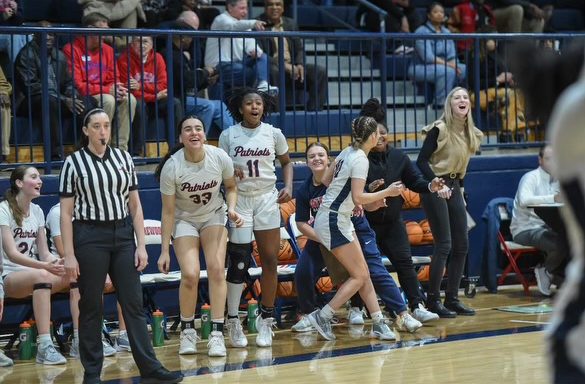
[59,109,183,384]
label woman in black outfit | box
[362,99,442,323]
[59,108,183,384]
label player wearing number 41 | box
[155,116,243,357]
[218,87,293,349]
[0,166,70,365]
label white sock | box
[38,334,52,348]
[371,311,384,323]
[73,329,79,342]
[119,330,127,338]
[320,304,335,321]
[227,282,244,318]
[180,315,195,322]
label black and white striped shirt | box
[59,146,138,221]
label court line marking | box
[103,324,545,383]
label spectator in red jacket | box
[117,35,183,156]
[63,13,137,152]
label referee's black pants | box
[74,217,161,379]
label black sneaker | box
[444,299,475,316]
[141,367,184,383]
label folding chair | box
[497,212,543,296]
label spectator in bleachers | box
[408,2,466,109]
[485,0,544,33]
[356,0,420,33]
[79,0,145,29]
[172,12,234,132]
[62,13,137,153]
[204,0,278,98]
[167,0,220,30]
[469,28,526,136]
[14,22,97,161]
[0,166,69,365]
[117,35,184,156]
[0,0,28,62]
[447,0,496,54]
[140,0,170,27]
[0,65,11,163]
[257,0,327,111]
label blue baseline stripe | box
[102,325,545,383]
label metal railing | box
[0,25,582,171]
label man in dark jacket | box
[14,21,96,160]
[257,0,327,111]
[171,11,233,133]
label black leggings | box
[420,180,469,298]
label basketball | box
[278,240,295,264]
[253,239,296,265]
[251,240,261,265]
[316,276,334,293]
[417,265,430,282]
[401,189,421,209]
[405,220,424,245]
[280,199,296,224]
[277,281,297,298]
[419,219,433,243]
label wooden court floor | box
[1,287,552,384]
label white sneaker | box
[347,307,364,325]
[370,319,396,341]
[257,81,279,96]
[36,343,67,365]
[412,303,440,323]
[307,310,336,341]
[116,333,132,352]
[291,315,314,332]
[179,328,199,355]
[207,331,227,357]
[255,317,275,347]
[395,312,422,333]
[69,338,79,358]
[102,338,117,357]
[0,350,13,367]
[227,318,248,348]
[534,265,552,296]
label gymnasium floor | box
[1,286,552,384]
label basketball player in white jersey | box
[219,88,293,349]
[155,116,243,357]
[308,116,405,341]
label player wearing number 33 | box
[218,87,293,349]
[155,116,243,358]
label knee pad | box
[33,283,52,291]
[226,242,252,284]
